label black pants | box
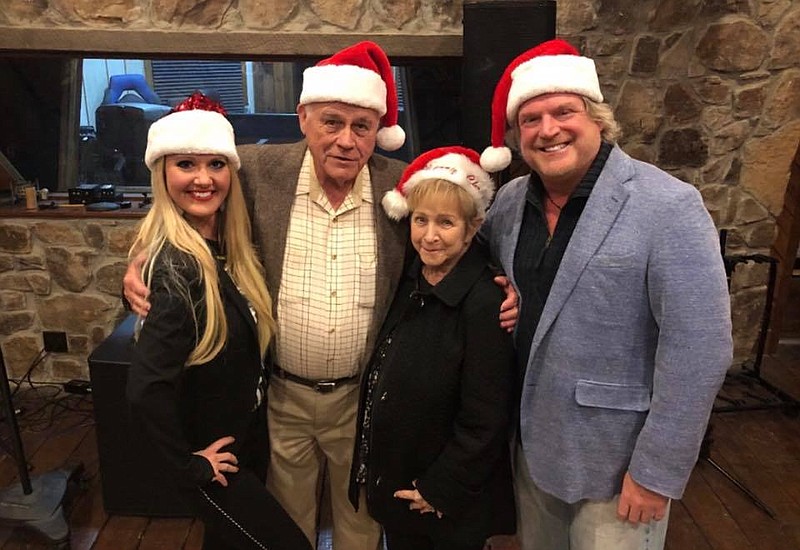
[384,531,485,550]
[195,407,311,550]
[197,469,310,550]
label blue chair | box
[102,74,162,105]
[95,75,170,184]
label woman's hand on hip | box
[194,436,239,487]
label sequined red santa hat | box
[382,146,495,221]
[299,41,406,151]
[145,92,240,170]
[480,39,603,172]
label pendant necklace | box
[544,192,566,212]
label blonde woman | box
[125,93,310,550]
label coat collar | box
[407,240,490,308]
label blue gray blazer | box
[482,146,733,503]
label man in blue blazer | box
[478,39,733,549]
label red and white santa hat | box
[382,146,495,221]
[299,41,406,151]
[145,92,240,170]
[480,39,603,173]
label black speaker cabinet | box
[461,0,557,154]
[88,314,194,517]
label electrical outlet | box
[43,331,69,353]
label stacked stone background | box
[0,0,798,378]
[0,220,136,380]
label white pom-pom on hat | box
[377,125,406,152]
[381,188,411,221]
[479,146,513,174]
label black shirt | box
[513,141,613,376]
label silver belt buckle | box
[314,381,337,393]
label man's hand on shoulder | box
[617,471,669,524]
[494,275,519,333]
[123,251,150,316]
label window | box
[78,58,310,187]
[0,54,461,196]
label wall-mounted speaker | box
[461,0,556,157]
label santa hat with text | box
[480,39,603,172]
[382,146,495,221]
[299,41,406,151]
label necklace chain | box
[544,192,566,212]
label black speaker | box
[461,0,556,154]
[88,314,195,517]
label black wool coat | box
[348,241,516,545]
[126,242,268,488]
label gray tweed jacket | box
[482,145,733,503]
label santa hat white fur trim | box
[386,151,495,220]
[506,54,602,122]
[300,64,388,116]
[145,109,240,170]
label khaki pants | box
[266,376,381,550]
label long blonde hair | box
[129,157,275,366]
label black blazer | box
[127,242,267,487]
[349,241,516,544]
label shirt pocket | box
[279,246,309,303]
[574,379,651,412]
[357,253,377,308]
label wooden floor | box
[1,344,800,549]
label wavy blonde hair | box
[129,156,275,366]
[583,97,622,143]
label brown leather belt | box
[271,365,359,394]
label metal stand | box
[699,425,776,519]
[715,252,800,413]
[701,236,800,520]
[0,348,72,546]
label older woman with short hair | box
[348,147,517,550]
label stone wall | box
[0,0,460,33]
[0,218,136,380]
[555,0,800,361]
[0,0,799,375]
